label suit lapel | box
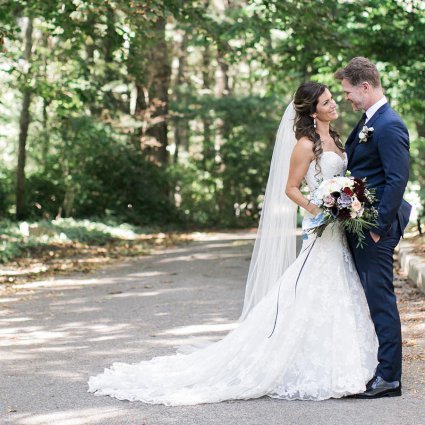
[346,114,366,162]
[347,103,390,167]
[364,102,390,129]
[345,125,359,148]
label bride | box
[88,82,378,405]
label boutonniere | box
[359,125,374,143]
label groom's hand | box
[370,231,381,243]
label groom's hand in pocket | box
[370,231,381,243]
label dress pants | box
[347,218,402,382]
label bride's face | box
[315,89,338,123]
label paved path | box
[1,231,424,425]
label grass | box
[0,218,144,262]
[0,218,193,284]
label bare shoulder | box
[292,137,314,160]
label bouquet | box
[302,172,378,247]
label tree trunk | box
[16,18,33,220]
[41,33,50,161]
[215,45,230,97]
[214,44,229,168]
[147,16,171,167]
[62,185,76,218]
[202,44,214,168]
[212,0,232,218]
[416,122,425,139]
[173,32,189,164]
[102,5,117,111]
[130,15,171,167]
[41,97,50,160]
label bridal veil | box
[240,102,298,320]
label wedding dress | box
[88,150,378,405]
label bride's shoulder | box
[293,137,314,160]
[296,136,314,148]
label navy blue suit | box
[346,102,411,382]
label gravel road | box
[1,231,424,425]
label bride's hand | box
[308,204,321,217]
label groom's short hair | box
[335,57,381,87]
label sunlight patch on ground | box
[190,230,257,241]
[0,265,48,276]
[82,323,131,333]
[0,328,68,346]
[89,335,129,342]
[103,290,162,298]
[0,316,33,322]
[32,345,91,353]
[9,408,128,425]
[158,252,243,263]
[125,270,171,278]
[0,352,34,361]
[6,279,76,290]
[159,322,237,336]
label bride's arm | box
[285,137,321,216]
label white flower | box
[359,125,374,143]
[340,177,353,188]
[319,179,340,196]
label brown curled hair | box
[293,82,343,175]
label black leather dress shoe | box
[351,376,402,399]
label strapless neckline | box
[321,150,346,162]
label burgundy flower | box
[354,177,364,187]
[338,208,351,220]
[356,192,367,202]
[343,187,354,196]
[353,180,366,201]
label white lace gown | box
[88,151,378,405]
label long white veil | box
[239,102,298,321]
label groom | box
[335,57,411,399]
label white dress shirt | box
[365,96,387,123]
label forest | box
[0,0,424,236]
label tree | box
[16,17,33,220]
[0,0,423,227]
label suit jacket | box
[346,103,411,237]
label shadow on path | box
[0,232,424,425]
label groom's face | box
[341,79,366,111]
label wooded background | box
[0,0,424,229]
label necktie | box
[357,113,367,132]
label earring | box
[313,117,317,128]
